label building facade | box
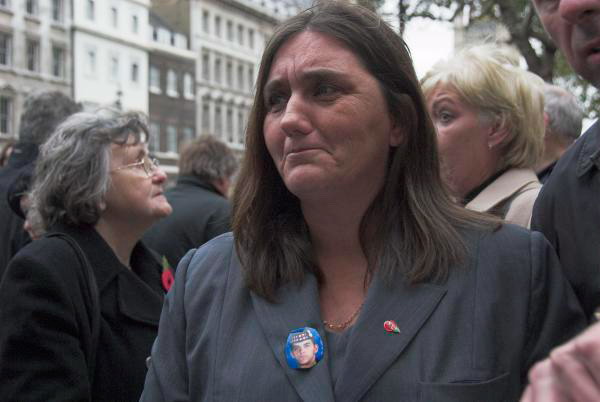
[72,0,150,112]
[148,12,196,176]
[152,0,302,153]
[0,0,71,145]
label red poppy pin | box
[161,256,175,291]
[384,320,400,334]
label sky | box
[380,1,454,79]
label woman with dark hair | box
[141,2,584,401]
[0,109,173,400]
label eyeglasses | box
[112,156,159,177]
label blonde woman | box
[422,45,545,228]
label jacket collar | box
[576,120,600,177]
[176,175,221,195]
[49,223,164,325]
[250,266,447,401]
[465,168,539,213]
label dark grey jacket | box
[141,226,585,402]
[143,175,231,269]
[532,120,600,321]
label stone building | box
[0,0,71,146]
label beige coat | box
[466,168,542,228]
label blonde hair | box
[421,44,545,170]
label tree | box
[397,0,598,118]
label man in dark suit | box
[530,0,600,322]
[523,1,600,401]
[0,91,80,279]
[143,135,237,269]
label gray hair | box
[178,135,237,181]
[544,84,584,144]
[18,91,81,145]
[30,109,149,230]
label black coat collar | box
[175,175,221,195]
[576,120,600,177]
[48,223,164,324]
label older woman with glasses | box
[0,109,172,401]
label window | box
[214,57,221,84]
[25,0,37,15]
[183,73,194,99]
[237,64,244,90]
[111,6,118,27]
[226,108,233,142]
[248,29,255,49]
[52,46,65,78]
[0,0,8,8]
[131,62,139,83]
[214,16,221,37]
[202,11,209,33]
[215,105,222,136]
[167,69,178,96]
[226,61,232,87]
[237,110,244,143]
[0,33,11,66]
[26,39,39,72]
[166,125,177,153]
[202,52,209,81]
[152,27,158,41]
[248,66,254,92]
[0,96,12,134]
[149,65,160,93]
[182,127,194,145]
[202,103,209,133]
[227,20,233,41]
[108,56,119,80]
[132,15,139,34]
[86,49,96,75]
[149,122,160,152]
[52,0,63,22]
[237,24,244,45]
[87,0,95,20]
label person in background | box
[529,0,600,322]
[0,139,15,167]
[0,91,80,279]
[536,84,584,184]
[522,0,600,400]
[5,163,44,240]
[143,134,237,269]
[421,44,545,228]
[0,110,173,401]
[141,3,584,401]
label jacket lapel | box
[250,274,335,402]
[466,168,539,212]
[335,273,446,401]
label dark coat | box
[0,223,164,402]
[141,227,585,402]
[0,142,36,279]
[143,175,231,268]
[532,120,600,321]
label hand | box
[522,322,600,402]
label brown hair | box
[178,135,237,181]
[232,0,496,301]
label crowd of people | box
[0,0,598,401]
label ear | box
[487,118,510,150]
[389,120,404,147]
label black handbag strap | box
[45,232,100,386]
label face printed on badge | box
[285,327,324,369]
